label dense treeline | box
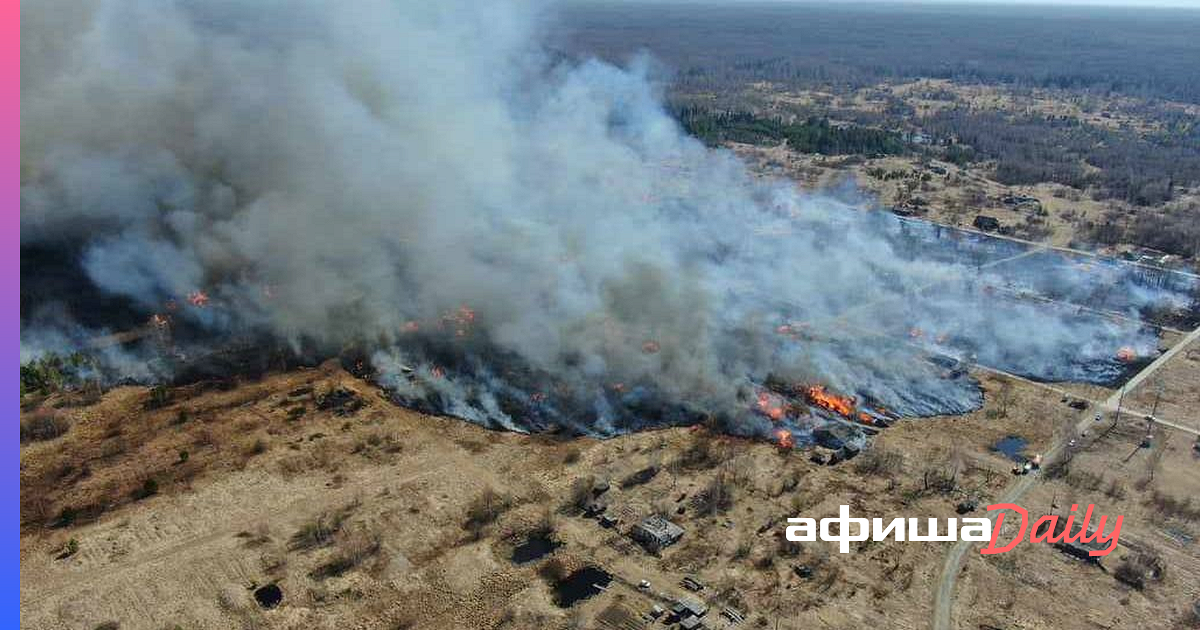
[1089,204,1200,260]
[677,109,907,156]
[560,3,1200,104]
[921,109,1200,206]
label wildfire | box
[755,391,786,421]
[442,305,476,337]
[641,340,661,354]
[429,366,444,379]
[774,428,795,449]
[1116,346,1137,363]
[150,313,170,329]
[774,322,813,341]
[805,384,856,418]
[402,320,420,333]
[187,290,210,307]
[909,327,924,339]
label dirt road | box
[931,325,1200,630]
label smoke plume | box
[20,0,1191,439]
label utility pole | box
[1115,384,1126,426]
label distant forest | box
[924,108,1200,206]
[677,109,908,155]
[557,2,1200,104]
[673,105,1200,208]
[560,2,1200,257]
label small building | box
[813,423,863,451]
[1055,538,1107,563]
[721,607,746,624]
[632,515,684,553]
[1035,518,1110,563]
[973,215,1002,232]
[681,576,705,592]
[671,597,708,619]
[680,616,706,630]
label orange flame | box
[909,327,924,339]
[150,313,170,329]
[756,391,786,421]
[187,291,210,307]
[805,384,856,418]
[442,305,476,337]
[641,340,661,354]
[429,366,444,379]
[1116,346,1137,363]
[774,428,795,449]
[402,320,420,333]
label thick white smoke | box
[20,0,1185,436]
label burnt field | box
[28,213,1198,455]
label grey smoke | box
[20,0,1187,436]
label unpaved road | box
[931,324,1200,630]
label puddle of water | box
[992,435,1027,462]
[512,534,560,564]
[553,567,612,607]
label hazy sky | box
[857,0,1200,6]
[627,0,1200,8]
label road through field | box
[931,324,1200,630]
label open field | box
[19,325,1200,630]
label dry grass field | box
[19,335,1200,629]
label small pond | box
[992,435,1027,462]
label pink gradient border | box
[7,0,19,617]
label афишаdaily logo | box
[784,503,1123,555]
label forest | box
[558,2,1200,104]
[677,109,908,156]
